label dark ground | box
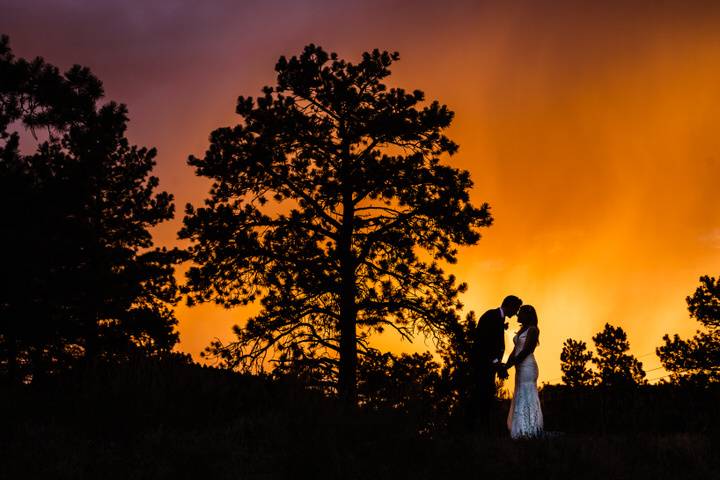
[2,358,718,479]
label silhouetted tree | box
[0,35,184,383]
[560,338,595,387]
[592,323,646,387]
[657,275,720,384]
[0,33,101,381]
[437,311,476,402]
[52,99,184,363]
[180,44,491,406]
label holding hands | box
[496,362,510,379]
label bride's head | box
[518,305,538,328]
[518,304,539,343]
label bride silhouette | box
[502,304,544,439]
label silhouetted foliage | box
[437,311,478,405]
[357,350,451,434]
[0,35,102,138]
[180,44,491,405]
[560,324,646,388]
[560,338,595,387]
[269,345,455,434]
[270,342,335,392]
[0,35,185,383]
[592,323,646,387]
[657,275,720,384]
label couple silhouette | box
[470,295,544,438]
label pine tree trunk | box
[338,249,357,407]
[337,157,357,408]
[338,270,357,408]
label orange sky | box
[3,1,720,383]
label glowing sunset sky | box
[3,0,720,383]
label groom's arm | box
[474,310,493,360]
[493,316,505,364]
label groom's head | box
[501,295,523,317]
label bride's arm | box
[504,347,515,365]
[505,327,539,369]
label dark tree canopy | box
[0,34,184,383]
[560,338,595,387]
[180,44,492,404]
[657,276,720,384]
[592,323,646,387]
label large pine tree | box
[180,45,491,405]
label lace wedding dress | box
[506,329,544,439]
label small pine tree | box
[560,338,595,387]
[592,323,646,387]
[657,276,720,384]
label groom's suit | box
[469,307,506,429]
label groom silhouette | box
[470,294,522,432]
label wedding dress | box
[507,329,544,439]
